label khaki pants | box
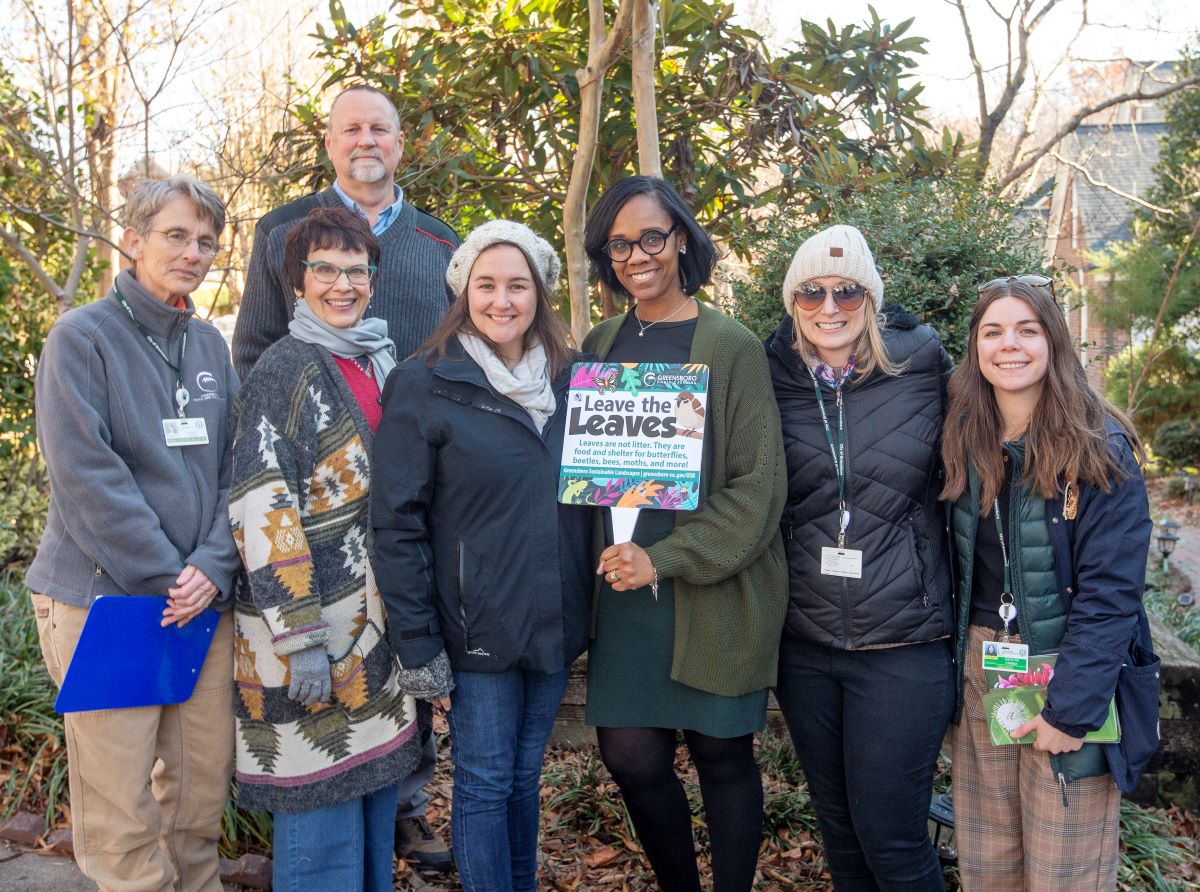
[951,624,1120,892]
[32,594,234,892]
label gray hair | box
[326,85,401,131]
[123,174,225,236]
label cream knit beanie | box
[781,224,883,313]
[446,220,561,297]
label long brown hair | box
[940,279,1143,510]
[415,242,578,379]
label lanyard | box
[114,284,189,418]
[993,496,1017,641]
[808,369,850,548]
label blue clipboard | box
[54,596,219,713]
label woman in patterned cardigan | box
[229,208,442,891]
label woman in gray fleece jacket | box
[26,174,239,892]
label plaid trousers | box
[950,624,1120,891]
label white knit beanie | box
[446,220,561,297]
[781,224,884,313]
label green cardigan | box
[582,302,789,696]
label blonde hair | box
[790,302,908,379]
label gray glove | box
[397,649,454,701]
[287,645,332,707]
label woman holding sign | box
[582,176,788,891]
[940,275,1154,889]
[371,220,592,891]
[765,225,954,889]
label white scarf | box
[456,332,556,433]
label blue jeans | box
[448,668,569,892]
[272,783,401,892]
[774,635,953,892]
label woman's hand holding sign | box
[598,542,656,592]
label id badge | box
[820,547,862,579]
[162,417,209,447]
[982,640,1029,672]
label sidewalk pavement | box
[0,841,249,892]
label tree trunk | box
[563,0,633,345]
[631,0,662,178]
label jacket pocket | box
[902,518,931,609]
[456,540,491,657]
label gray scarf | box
[288,299,397,390]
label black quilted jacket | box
[765,311,955,649]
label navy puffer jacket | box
[766,310,954,648]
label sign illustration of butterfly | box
[593,369,619,394]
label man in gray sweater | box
[231,84,456,872]
[231,85,459,378]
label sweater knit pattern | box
[232,187,459,378]
[582,303,789,696]
[228,336,419,813]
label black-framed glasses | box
[793,282,868,312]
[303,260,377,285]
[978,274,1053,293]
[603,223,679,262]
[151,229,221,257]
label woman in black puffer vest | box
[765,225,954,891]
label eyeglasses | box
[792,282,868,312]
[303,261,377,285]
[152,230,221,256]
[603,223,679,262]
[977,274,1053,293]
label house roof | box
[1058,119,1165,254]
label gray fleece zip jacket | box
[26,269,241,608]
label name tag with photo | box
[162,417,209,447]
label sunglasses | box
[792,282,868,312]
[977,274,1053,293]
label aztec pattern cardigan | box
[228,335,420,813]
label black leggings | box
[596,727,762,892]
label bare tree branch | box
[1048,150,1175,213]
[999,72,1200,190]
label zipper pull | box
[1057,772,1069,808]
[836,388,843,408]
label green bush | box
[0,572,68,828]
[1104,344,1200,444]
[729,177,1046,357]
[1154,418,1200,471]
[1164,474,1200,503]
[0,456,48,566]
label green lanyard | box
[993,497,1017,641]
[114,284,189,418]
[807,369,851,549]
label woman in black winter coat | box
[765,224,954,890]
[371,220,592,892]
